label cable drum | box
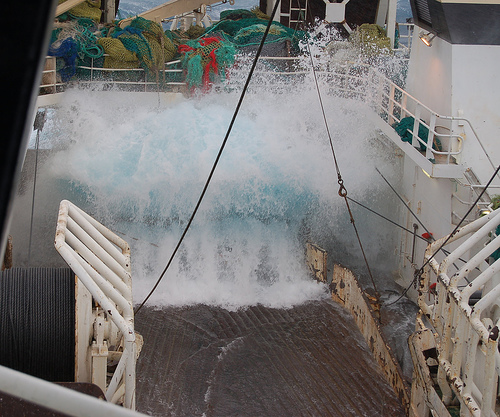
[0,268,75,382]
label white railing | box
[40,56,65,94]
[234,56,469,176]
[367,68,464,164]
[77,57,186,91]
[39,56,187,95]
[419,208,500,417]
[54,200,137,409]
[0,365,146,417]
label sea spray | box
[19,37,404,309]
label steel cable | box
[386,163,500,306]
[305,40,380,299]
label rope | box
[386,163,500,306]
[134,0,282,315]
[347,196,428,241]
[305,38,380,299]
[376,167,459,266]
[347,195,475,269]
[0,268,75,382]
[375,167,434,239]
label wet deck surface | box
[135,299,406,416]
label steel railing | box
[240,55,468,170]
[77,57,186,90]
[40,38,485,176]
[419,208,500,417]
[367,68,465,164]
[54,200,137,409]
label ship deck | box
[135,299,406,416]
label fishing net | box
[203,10,306,52]
[492,225,500,261]
[350,24,392,56]
[99,17,177,74]
[220,9,257,20]
[176,9,307,90]
[58,0,102,22]
[98,37,140,69]
[393,117,442,152]
[49,19,104,81]
[47,6,305,88]
[178,37,237,90]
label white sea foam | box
[33,39,404,310]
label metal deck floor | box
[135,299,406,416]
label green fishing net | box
[350,24,392,56]
[58,0,102,22]
[178,37,237,89]
[49,6,306,88]
[99,17,176,73]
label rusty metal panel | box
[331,264,411,414]
[305,242,328,283]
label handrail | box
[38,56,187,95]
[420,208,500,417]
[54,200,137,409]
[39,44,487,178]
[366,67,464,164]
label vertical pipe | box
[481,340,497,415]
[411,223,418,263]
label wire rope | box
[375,167,466,275]
[347,196,428,241]
[305,38,380,299]
[134,0,282,314]
[347,195,475,270]
[386,163,500,306]
[375,167,434,238]
[289,0,380,298]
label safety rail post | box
[425,113,436,159]
[401,93,408,119]
[388,83,396,125]
[54,200,137,410]
[416,208,500,417]
[40,56,64,95]
[371,69,385,119]
[412,106,421,148]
